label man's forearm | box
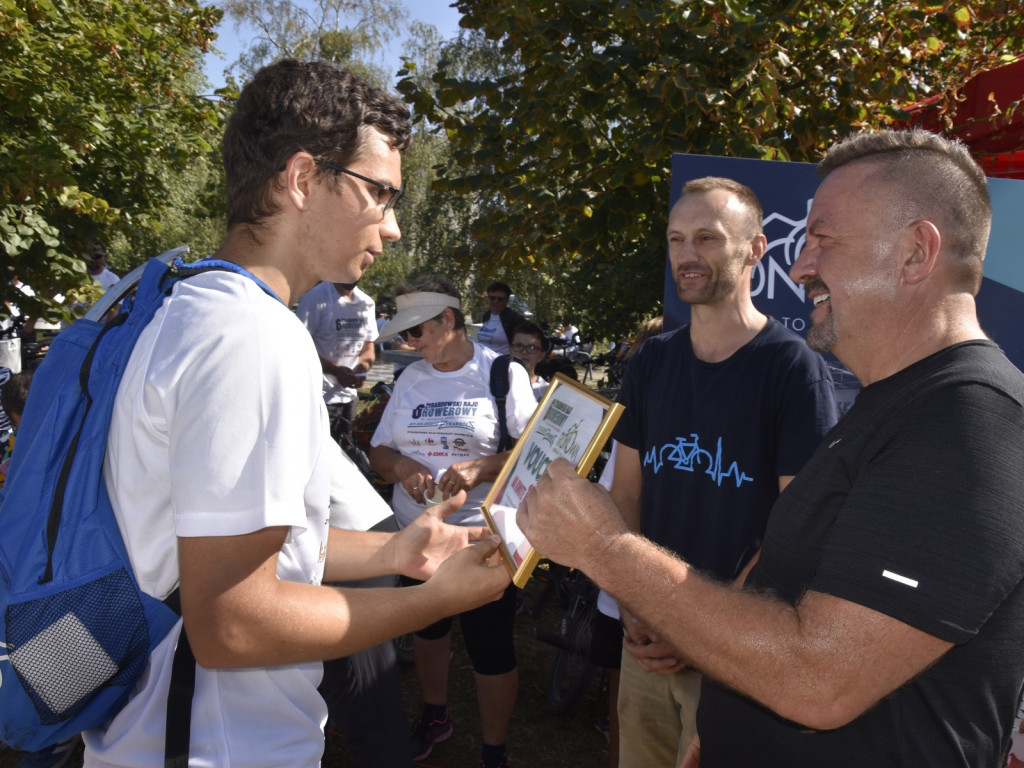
[584,531,950,731]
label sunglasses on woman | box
[401,311,446,341]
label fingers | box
[401,465,434,504]
[644,658,687,675]
[621,609,650,643]
[423,475,437,499]
[470,534,501,560]
[403,473,427,503]
[517,486,534,530]
[679,735,701,768]
[458,537,512,597]
[624,636,681,672]
[438,467,468,499]
[428,489,467,519]
[545,456,577,480]
[462,524,494,542]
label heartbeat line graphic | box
[643,434,753,488]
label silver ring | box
[412,486,420,491]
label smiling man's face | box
[791,161,905,360]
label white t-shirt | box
[327,439,393,531]
[295,282,376,404]
[371,343,537,528]
[558,324,580,355]
[476,312,509,354]
[92,267,120,293]
[85,271,333,768]
[531,376,549,401]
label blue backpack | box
[0,251,278,761]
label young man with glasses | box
[476,280,525,355]
[85,59,509,768]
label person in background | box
[371,276,537,768]
[509,320,550,400]
[619,316,664,363]
[84,242,119,293]
[0,370,29,485]
[553,319,580,356]
[375,307,390,356]
[519,129,1024,768]
[296,280,376,443]
[476,280,525,355]
[0,367,12,445]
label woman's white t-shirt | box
[85,271,333,768]
[371,343,537,528]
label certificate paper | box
[482,374,624,587]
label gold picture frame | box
[481,374,624,588]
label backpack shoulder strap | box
[490,354,522,454]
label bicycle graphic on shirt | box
[643,433,754,488]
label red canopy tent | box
[900,55,1024,179]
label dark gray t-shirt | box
[699,340,1024,768]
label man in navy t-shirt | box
[610,177,836,767]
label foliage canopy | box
[398,0,1024,339]
[0,0,222,319]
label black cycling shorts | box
[399,576,518,676]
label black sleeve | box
[812,384,1024,643]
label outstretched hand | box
[516,458,628,572]
[422,535,511,615]
[390,490,493,580]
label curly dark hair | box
[223,59,412,230]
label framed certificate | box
[481,374,624,588]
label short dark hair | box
[486,281,512,297]
[512,320,545,345]
[819,129,990,293]
[395,275,466,330]
[223,59,412,230]
[681,177,764,238]
[1,371,32,421]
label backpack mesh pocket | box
[6,568,149,724]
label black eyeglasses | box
[510,343,541,354]
[315,160,403,214]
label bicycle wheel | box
[547,575,599,714]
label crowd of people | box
[3,56,1024,768]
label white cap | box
[375,292,462,342]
